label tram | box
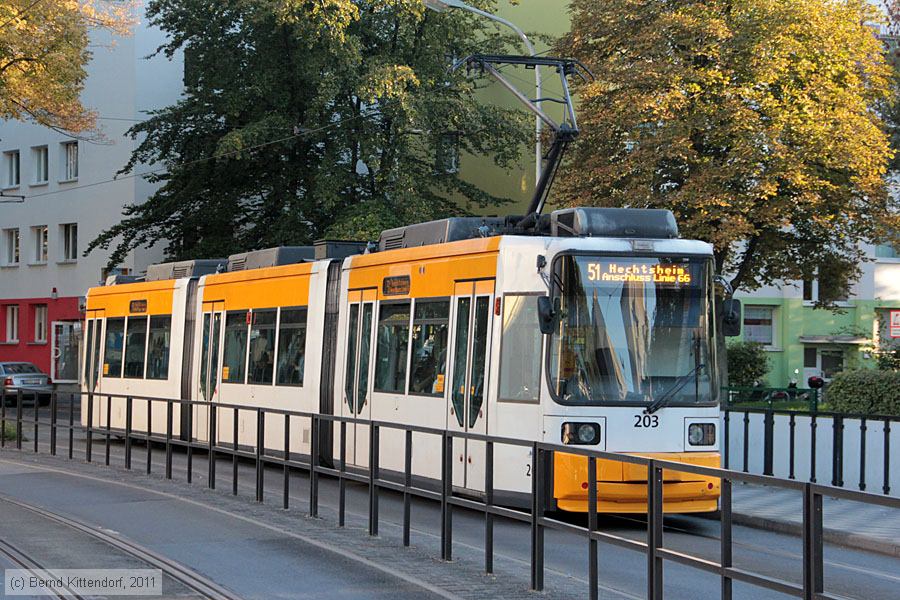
[81,207,737,513]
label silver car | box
[1,362,53,406]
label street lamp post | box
[424,0,543,186]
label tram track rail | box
[0,494,243,600]
[0,537,83,600]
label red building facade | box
[0,295,82,382]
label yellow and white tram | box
[82,207,727,513]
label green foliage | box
[826,369,900,415]
[873,348,900,370]
[88,0,530,264]
[556,0,899,301]
[2,422,15,442]
[726,341,769,387]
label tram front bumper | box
[553,451,721,514]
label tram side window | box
[103,318,125,378]
[374,302,410,393]
[409,300,449,396]
[123,316,148,378]
[276,308,307,386]
[83,319,94,386]
[498,295,542,403]
[146,315,171,380]
[248,309,277,385]
[223,311,248,383]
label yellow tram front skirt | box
[554,452,721,514]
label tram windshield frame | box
[546,252,718,407]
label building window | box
[498,295,542,402]
[743,306,775,346]
[5,305,19,342]
[374,302,410,393]
[3,228,19,265]
[61,142,78,181]
[31,225,48,263]
[802,279,814,301]
[3,151,19,187]
[32,146,48,184]
[33,304,47,343]
[802,277,848,304]
[61,223,77,261]
[435,133,460,174]
[875,244,898,259]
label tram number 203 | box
[634,414,660,428]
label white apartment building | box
[0,7,183,382]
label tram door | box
[343,289,376,466]
[447,280,494,491]
[82,311,104,427]
[195,301,223,442]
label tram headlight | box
[561,422,601,445]
[688,423,716,446]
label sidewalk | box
[729,483,900,557]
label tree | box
[88,0,529,264]
[557,0,899,302]
[725,341,769,387]
[0,0,134,134]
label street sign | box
[891,310,900,338]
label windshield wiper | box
[644,363,706,415]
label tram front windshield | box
[548,255,716,406]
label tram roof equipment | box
[145,259,226,282]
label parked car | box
[1,362,53,406]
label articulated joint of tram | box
[552,451,721,514]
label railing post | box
[146,399,153,475]
[32,391,39,453]
[404,429,413,548]
[165,399,173,479]
[186,399,193,484]
[1,388,6,449]
[339,421,347,527]
[209,403,217,490]
[440,431,452,561]
[256,408,264,502]
[49,391,57,456]
[284,413,291,510]
[105,394,112,466]
[647,460,664,600]
[802,484,824,599]
[309,415,319,517]
[831,414,844,487]
[789,413,796,479]
[809,414,817,483]
[884,419,891,496]
[233,408,239,496]
[722,410,730,469]
[68,392,74,460]
[530,443,545,591]
[588,456,598,600]
[17,390,24,450]
[85,392,93,461]
[124,396,133,470]
[763,408,774,476]
[720,478,733,600]
[742,411,750,472]
[484,439,493,572]
[858,417,866,492]
[368,423,380,536]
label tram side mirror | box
[537,295,555,335]
[721,298,742,337]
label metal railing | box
[724,387,820,412]
[723,405,898,496]
[3,388,900,600]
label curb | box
[699,511,900,558]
